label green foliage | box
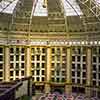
[20,95,32,100]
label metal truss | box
[1,0,100,32]
[0,0,17,13]
[62,0,100,32]
[76,0,100,21]
[65,0,80,16]
[0,0,100,21]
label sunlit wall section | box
[92,47,100,86]
[71,47,86,85]
[31,47,46,82]
[51,47,66,83]
[9,47,25,80]
[92,47,100,97]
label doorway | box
[51,86,64,94]
[72,86,85,94]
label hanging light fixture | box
[42,0,47,8]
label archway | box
[51,86,64,94]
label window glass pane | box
[83,80,86,84]
[21,63,24,68]
[36,70,40,75]
[77,48,81,54]
[16,63,19,69]
[77,72,80,77]
[37,77,39,81]
[21,48,25,53]
[10,63,13,68]
[93,56,96,62]
[62,48,66,53]
[93,73,96,79]
[31,48,35,53]
[42,56,45,60]
[21,71,24,76]
[10,56,14,61]
[62,56,66,61]
[77,79,80,84]
[10,71,13,76]
[31,56,34,61]
[16,55,19,61]
[77,56,80,62]
[93,65,96,71]
[42,48,46,53]
[42,70,44,75]
[16,48,19,54]
[37,55,40,61]
[0,48,3,53]
[42,77,44,81]
[72,64,75,69]
[72,56,75,61]
[42,63,45,68]
[16,70,19,76]
[93,81,96,85]
[93,48,97,54]
[52,48,55,53]
[37,63,40,68]
[51,71,54,75]
[10,48,14,53]
[21,55,24,61]
[0,55,3,61]
[0,64,3,69]
[72,71,75,76]
[57,78,59,82]
[83,56,86,62]
[0,72,2,77]
[83,72,86,77]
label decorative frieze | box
[1,38,100,46]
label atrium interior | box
[0,0,100,99]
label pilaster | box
[26,46,31,77]
[4,46,10,81]
[45,47,51,93]
[65,47,72,94]
[86,47,92,97]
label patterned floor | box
[32,93,100,100]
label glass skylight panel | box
[33,0,48,16]
[63,0,83,16]
[0,0,19,14]
[95,0,100,4]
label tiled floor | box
[32,93,100,100]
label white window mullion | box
[19,48,21,79]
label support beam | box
[65,47,72,94]
[86,47,92,97]
[45,47,51,93]
[77,0,100,21]
[4,46,10,81]
[26,46,31,77]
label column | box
[4,46,10,81]
[26,46,31,77]
[65,47,72,94]
[45,47,51,93]
[86,47,92,97]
